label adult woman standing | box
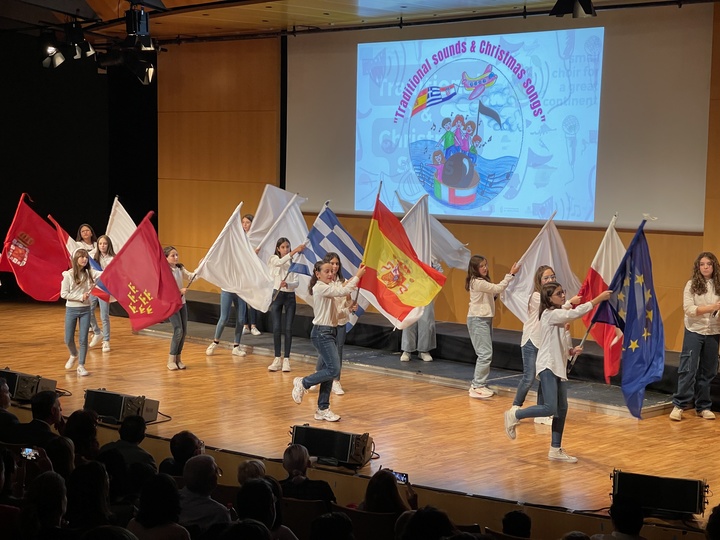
[670,252,720,421]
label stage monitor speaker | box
[0,367,57,401]
[612,469,707,517]
[291,424,373,468]
[84,388,159,424]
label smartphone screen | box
[393,471,408,484]
[21,448,38,460]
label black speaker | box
[291,425,373,468]
[0,368,57,401]
[84,389,159,424]
[612,469,707,516]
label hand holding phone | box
[21,447,39,460]
[392,471,408,484]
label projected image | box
[355,29,604,221]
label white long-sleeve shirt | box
[467,274,513,318]
[311,278,359,326]
[61,268,103,308]
[170,265,195,305]
[268,254,299,292]
[521,292,573,347]
[536,301,593,380]
[683,279,720,335]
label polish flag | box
[578,215,625,382]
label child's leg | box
[513,342,538,407]
[468,316,493,388]
[283,293,296,358]
[551,379,569,448]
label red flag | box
[0,194,69,301]
[578,215,625,382]
[100,212,183,331]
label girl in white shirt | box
[323,252,355,396]
[267,238,305,373]
[465,255,520,399]
[61,249,102,377]
[76,223,97,255]
[165,246,195,371]
[291,261,365,422]
[504,282,610,463]
[89,235,116,353]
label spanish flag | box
[359,197,446,329]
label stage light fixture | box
[67,21,95,60]
[549,0,596,17]
[125,6,154,50]
[40,29,65,69]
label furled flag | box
[396,192,470,270]
[0,194,69,301]
[593,220,664,419]
[359,196,446,329]
[105,196,137,251]
[411,85,457,116]
[578,214,625,382]
[100,212,183,331]
[194,203,274,312]
[289,202,372,324]
[500,212,581,324]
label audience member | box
[309,511,353,540]
[0,377,19,440]
[19,470,74,540]
[706,504,720,540]
[400,505,457,540]
[0,454,20,539]
[7,390,64,448]
[0,446,20,506]
[236,477,298,540]
[358,468,417,514]
[46,436,76,481]
[179,454,231,535]
[81,525,139,540]
[502,510,532,538]
[590,494,645,540]
[159,430,203,477]
[394,510,415,540]
[237,459,266,485]
[99,415,157,470]
[65,460,113,531]
[127,473,190,540]
[218,519,273,540]
[280,444,335,503]
[63,409,100,464]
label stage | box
[1,299,717,534]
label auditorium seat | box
[282,498,330,540]
[330,502,397,540]
[485,526,539,540]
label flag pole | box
[567,323,594,374]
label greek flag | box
[290,203,369,329]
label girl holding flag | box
[89,235,116,353]
[165,246,195,371]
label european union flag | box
[593,220,665,418]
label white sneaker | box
[419,352,433,362]
[242,327,250,335]
[282,358,291,372]
[176,357,186,370]
[251,327,261,336]
[77,365,89,377]
[268,357,282,371]
[65,356,78,370]
[292,377,307,404]
[102,341,110,352]
[332,380,345,395]
[400,352,411,362]
[697,409,716,420]
[89,334,103,348]
[314,408,341,422]
[504,408,519,440]
[167,355,179,371]
[548,447,578,463]
[469,386,494,399]
[206,342,218,356]
[669,406,683,421]
[534,416,553,425]
[232,346,246,357]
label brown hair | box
[465,255,489,291]
[538,282,562,320]
[690,252,720,295]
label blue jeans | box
[214,291,246,344]
[516,369,568,448]
[271,291,296,357]
[305,325,341,410]
[169,304,188,355]
[401,302,436,353]
[316,324,346,380]
[65,306,91,366]
[89,295,110,341]
[673,329,720,411]
[513,341,544,407]
[245,306,257,327]
[468,316,493,388]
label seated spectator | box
[6,390,64,448]
[237,459,266,486]
[65,461,113,531]
[502,510,531,538]
[178,454,231,535]
[99,415,157,470]
[358,469,417,515]
[236,477,297,540]
[19,470,75,540]
[81,525,139,540]
[395,510,415,540]
[707,504,720,540]
[0,446,21,506]
[0,454,20,539]
[309,511,353,540]
[160,431,203,477]
[279,445,335,503]
[590,494,646,540]
[127,473,190,540]
[400,505,457,540]
[63,409,100,465]
[0,377,19,441]
[45,436,76,482]
[218,519,272,540]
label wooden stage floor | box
[2,301,718,515]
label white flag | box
[500,213,581,323]
[105,197,137,251]
[194,203,274,312]
[397,193,470,270]
[247,185,306,248]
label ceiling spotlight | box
[66,21,95,60]
[549,0,596,17]
[125,6,154,50]
[40,30,65,68]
